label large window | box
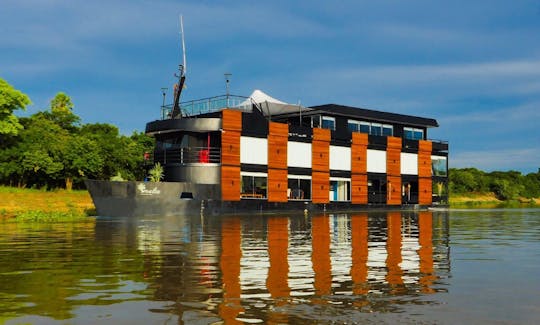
[348,119,393,136]
[330,179,350,201]
[241,173,267,199]
[287,177,311,200]
[432,156,448,176]
[404,127,424,140]
[321,116,336,130]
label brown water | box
[0,209,539,324]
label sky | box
[1,0,539,173]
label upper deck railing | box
[161,95,257,120]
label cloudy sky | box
[2,0,539,173]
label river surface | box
[1,209,539,324]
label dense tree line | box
[449,167,540,200]
[0,78,154,190]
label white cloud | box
[451,148,540,173]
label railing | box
[153,147,221,164]
[161,95,261,119]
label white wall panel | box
[330,146,351,171]
[367,149,386,173]
[401,153,418,175]
[287,141,311,168]
[240,137,267,165]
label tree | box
[41,92,80,132]
[0,78,31,136]
[63,135,103,190]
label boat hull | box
[85,180,442,217]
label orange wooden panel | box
[386,148,401,176]
[268,135,287,170]
[418,177,433,205]
[313,127,331,142]
[418,140,432,153]
[221,165,240,201]
[221,130,240,166]
[418,151,432,178]
[387,136,402,150]
[221,109,242,132]
[386,175,401,205]
[351,173,368,204]
[268,168,288,203]
[269,121,289,137]
[351,142,367,175]
[312,140,329,172]
[311,171,329,203]
[352,132,368,146]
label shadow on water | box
[0,210,457,324]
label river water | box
[1,209,539,324]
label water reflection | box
[0,211,452,324]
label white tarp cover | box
[239,89,307,116]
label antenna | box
[170,15,187,119]
[180,15,187,76]
[224,73,232,96]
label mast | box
[171,15,187,119]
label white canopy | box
[239,89,306,116]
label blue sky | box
[1,0,539,173]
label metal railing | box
[153,147,221,164]
[161,95,260,119]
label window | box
[432,156,447,176]
[404,127,424,140]
[241,174,267,199]
[371,123,382,136]
[330,179,350,201]
[360,122,370,133]
[322,116,336,130]
[287,177,311,200]
[382,124,393,136]
[348,120,360,132]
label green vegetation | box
[0,186,95,222]
[0,78,154,190]
[449,167,540,208]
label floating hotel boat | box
[86,85,449,217]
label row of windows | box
[240,174,446,202]
[310,115,423,140]
[347,120,393,136]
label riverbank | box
[449,192,540,209]
[0,186,95,221]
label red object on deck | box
[199,149,210,163]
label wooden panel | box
[312,140,329,172]
[352,132,368,146]
[387,136,402,149]
[221,165,240,201]
[221,109,242,132]
[418,140,432,153]
[351,173,368,204]
[386,175,401,205]
[221,130,240,166]
[269,121,289,136]
[267,168,288,202]
[312,171,330,204]
[386,148,401,176]
[313,127,331,142]
[268,122,288,170]
[351,142,367,175]
[418,177,433,205]
[418,151,432,178]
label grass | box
[449,192,540,209]
[0,186,95,222]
